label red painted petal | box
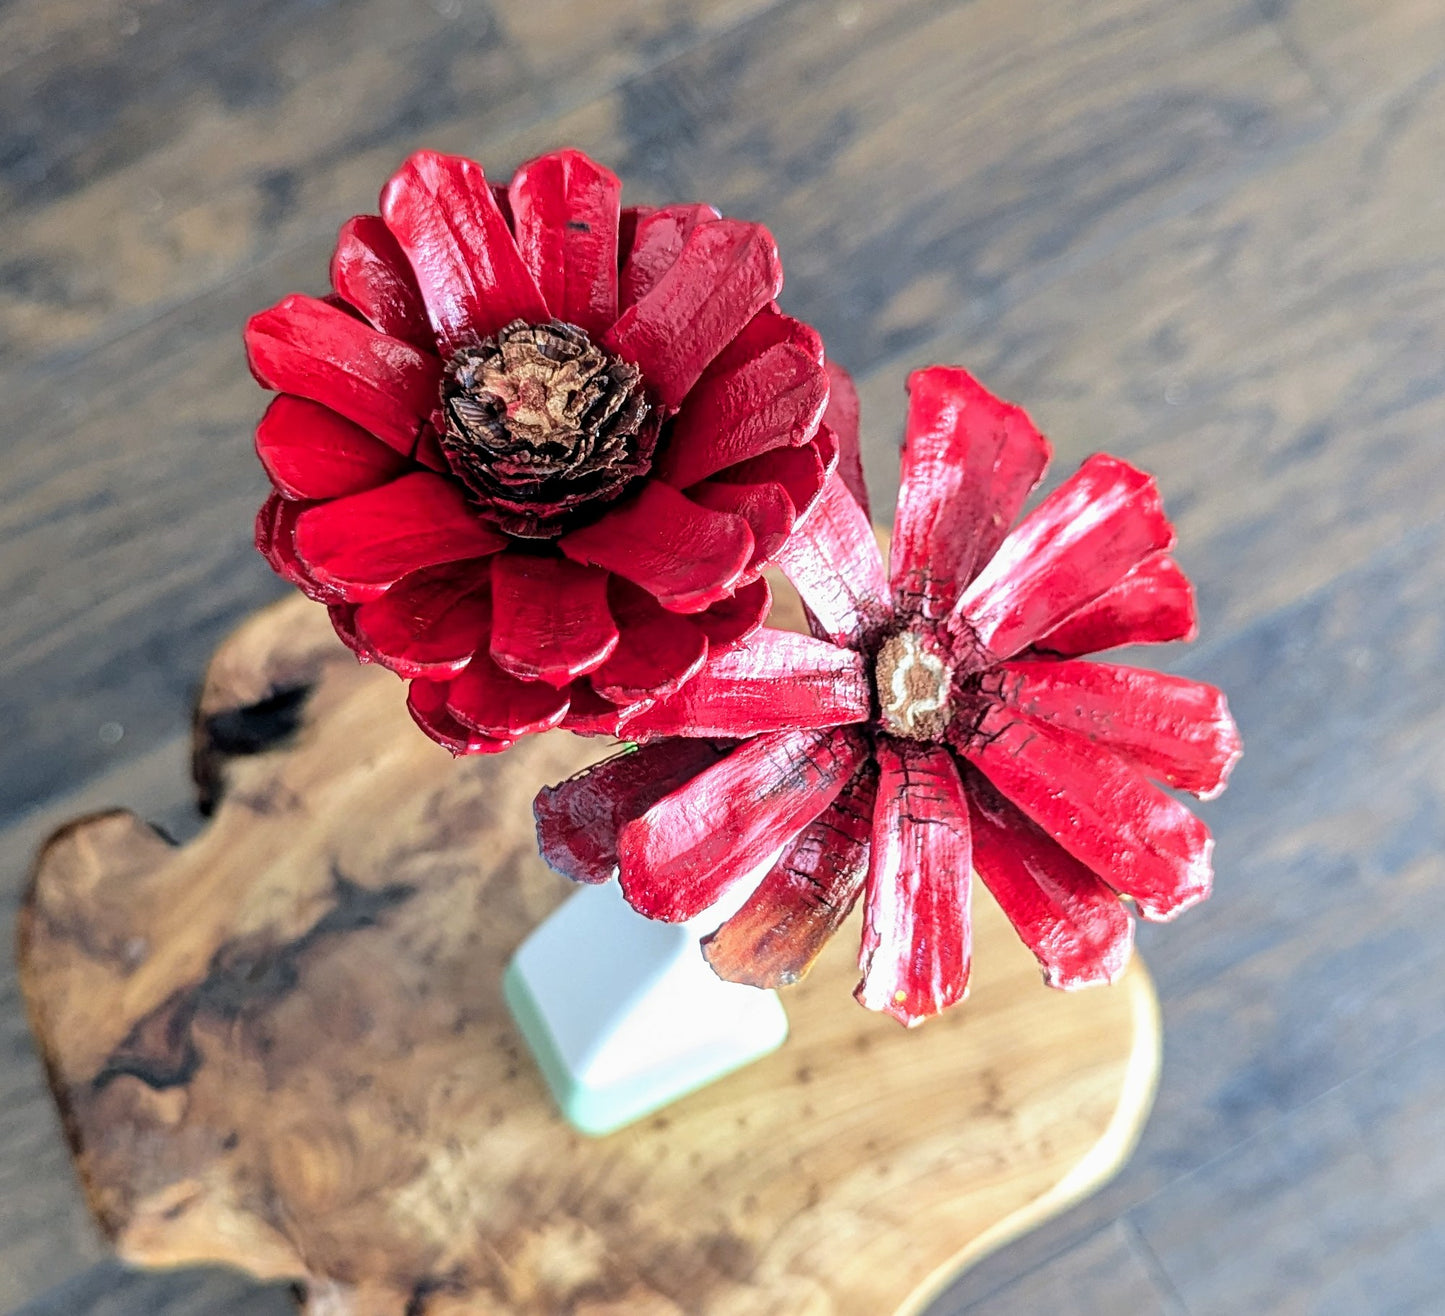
[618,205,651,268]
[590,581,708,703]
[963,767,1134,989]
[255,494,343,604]
[446,651,571,737]
[245,294,441,457]
[974,390,1052,573]
[406,678,514,755]
[657,340,829,489]
[617,203,720,311]
[892,368,1049,621]
[618,727,868,922]
[327,603,372,662]
[604,218,783,411]
[686,480,795,572]
[558,684,635,737]
[256,395,410,502]
[559,481,754,613]
[294,472,508,601]
[717,428,835,526]
[329,215,433,350]
[965,706,1213,921]
[1032,554,1197,657]
[379,150,549,356]
[620,628,869,740]
[702,764,876,987]
[1000,659,1241,800]
[534,740,728,885]
[856,740,973,1026]
[710,302,825,374]
[775,473,890,649]
[352,561,491,679]
[958,454,1175,662]
[824,358,869,519]
[507,149,621,337]
[691,576,772,651]
[488,554,618,686]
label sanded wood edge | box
[895,960,1162,1316]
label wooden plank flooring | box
[2,0,1443,1311]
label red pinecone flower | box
[536,367,1241,1025]
[246,149,844,752]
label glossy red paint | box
[702,764,877,987]
[328,215,432,350]
[617,726,868,923]
[538,366,1241,1025]
[246,293,442,456]
[488,554,618,686]
[246,148,835,750]
[857,741,973,1026]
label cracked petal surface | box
[966,706,1213,921]
[856,740,973,1027]
[619,629,870,740]
[703,764,876,988]
[618,727,867,922]
[775,473,891,649]
[964,766,1134,989]
[535,740,728,885]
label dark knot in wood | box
[440,319,659,539]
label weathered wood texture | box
[18,594,1159,1316]
[3,0,1444,1310]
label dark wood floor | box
[2,0,1443,1311]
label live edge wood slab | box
[17,591,1160,1316]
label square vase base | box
[504,882,790,1137]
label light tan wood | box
[18,592,1159,1315]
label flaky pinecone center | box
[873,629,955,742]
[439,319,658,539]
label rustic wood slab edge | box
[17,593,1160,1316]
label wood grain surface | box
[18,594,1159,1316]
[2,0,1443,1311]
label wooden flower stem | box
[17,592,1160,1315]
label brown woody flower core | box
[440,319,658,539]
[873,629,954,741]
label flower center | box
[872,629,954,741]
[440,319,659,539]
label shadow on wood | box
[17,593,1160,1315]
